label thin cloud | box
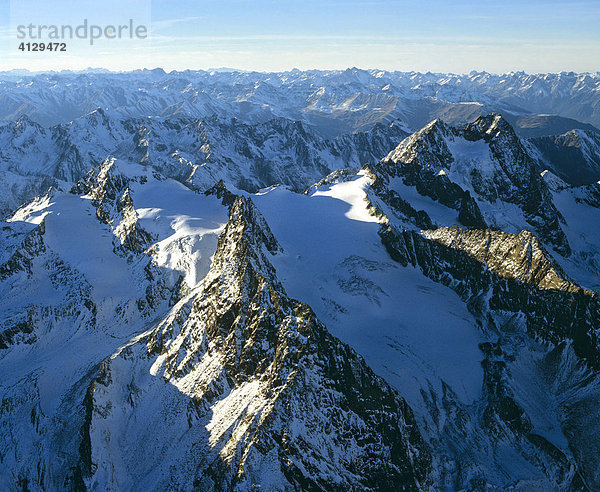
[151,16,205,31]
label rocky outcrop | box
[423,227,576,292]
[204,179,238,207]
[380,223,600,370]
[0,219,46,280]
[574,180,600,209]
[73,157,155,255]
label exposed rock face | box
[372,219,600,488]
[371,114,571,255]
[73,157,156,255]
[0,219,46,281]
[423,227,576,292]
[577,181,600,208]
[250,158,600,489]
[380,223,600,369]
[80,197,432,490]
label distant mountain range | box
[1,69,600,137]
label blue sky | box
[1,0,599,72]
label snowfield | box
[253,174,484,410]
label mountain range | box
[1,69,600,137]
[1,70,600,491]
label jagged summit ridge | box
[373,114,571,255]
[0,112,408,219]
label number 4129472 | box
[18,42,67,52]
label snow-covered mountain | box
[1,69,600,490]
[0,111,408,219]
[1,69,600,137]
[530,128,600,185]
[0,157,431,490]
[252,114,600,488]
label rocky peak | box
[210,196,282,273]
[78,191,432,490]
[464,113,517,142]
[384,118,454,171]
[72,158,155,254]
[73,157,130,223]
[204,179,237,206]
[559,128,586,147]
[3,114,46,150]
[73,157,128,200]
[370,114,572,255]
[13,114,42,133]
[81,107,114,133]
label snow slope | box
[253,174,483,408]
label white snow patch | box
[312,171,380,223]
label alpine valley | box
[1,69,600,491]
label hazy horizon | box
[1,67,599,77]
[1,0,599,73]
